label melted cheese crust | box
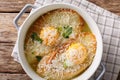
[24,9,97,80]
[65,43,88,66]
[40,26,59,46]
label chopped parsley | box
[36,56,42,62]
[31,52,34,54]
[57,26,63,32]
[63,61,67,69]
[31,32,43,43]
[24,45,26,50]
[62,26,72,38]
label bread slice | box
[28,8,85,38]
[36,32,96,80]
[80,32,97,55]
[36,51,92,80]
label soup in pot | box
[24,9,97,80]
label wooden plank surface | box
[89,0,120,15]
[0,73,31,80]
[0,13,31,79]
[0,0,120,15]
[0,0,120,80]
[0,0,35,12]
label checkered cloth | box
[12,0,120,80]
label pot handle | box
[96,63,105,80]
[13,4,35,31]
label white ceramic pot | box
[14,3,103,80]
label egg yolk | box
[40,26,59,46]
[65,43,88,67]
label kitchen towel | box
[12,0,120,80]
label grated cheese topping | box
[24,9,97,80]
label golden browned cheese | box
[24,8,97,80]
[36,33,96,80]
[80,32,97,54]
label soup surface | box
[24,8,96,80]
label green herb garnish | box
[36,56,42,62]
[57,26,63,32]
[63,25,69,29]
[31,32,43,43]
[31,52,34,54]
[63,61,67,69]
[62,26,72,38]
[24,45,26,50]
